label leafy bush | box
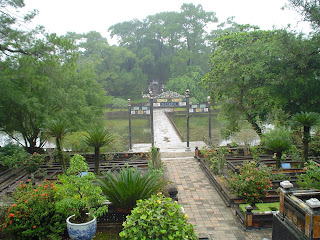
[228,161,272,205]
[201,148,227,174]
[22,152,44,173]
[119,194,198,240]
[96,167,166,212]
[309,130,320,156]
[55,154,108,223]
[1,181,66,239]
[297,160,320,190]
[0,144,29,170]
[112,98,128,108]
[0,144,44,173]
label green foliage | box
[84,128,114,174]
[291,112,320,163]
[0,144,29,170]
[297,160,320,190]
[1,181,66,240]
[63,131,90,152]
[96,167,166,212]
[55,154,108,223]
[201,148,227,174]
[286,0,320,30]
[309,130,320,156]
[43,119,69,173]
[119,194,198,240]
[22,152,44,173]
[0,144,44,173]
[262,127,293,169]
[112,98,128,108]
[150,147,163,171]
[84,128,114,150]
[228,161,272,204]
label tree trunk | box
[94,147,100,175]
[57,137,65,173]
[276,152,282,170]
[245,113,262,137]
[303,126,310,165]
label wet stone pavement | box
[133,109,272,240]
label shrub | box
[309,130,320,156]
[201,148,226,174]
[96,167,166,212]
[112,98,127,108]
[55,154,108,223]
[0,144,44,173]
[228,161,272,205]
[0,144,29,170]
[1,181,66,239]
[297,160,320,190]
[22,152,44,173]
[119,194,198,240]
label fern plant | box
[96,167,166,212]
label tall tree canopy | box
[202,26,320,137]
[0,4,108,152]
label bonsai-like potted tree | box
[55,154,108,240]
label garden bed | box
[236,202,279,229]
[197,157,280,207]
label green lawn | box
[239,202,279,213]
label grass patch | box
[239,202,279,214]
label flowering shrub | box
[1,180,67,239]
[0,146,44,173]
[309,131,320,156]
[228,161,272,204]
[22,152,45,173]
[297,160,320,190]
[201,147,227,174]
[120,194,197,240]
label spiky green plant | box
[43,119,69,173]
[262,127,293,169]
[291,112,320,164]
[83,128,114,174]
[95,167,166,212]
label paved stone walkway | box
[164,156,272,240]
[134,109,272,239]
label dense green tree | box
[0,34,107,152]
[67,31,148,98]
[109,3,217,89]
[268,32,320,114]
[166,66,208,102]
[202,28,279,136]
[0,0,39,56]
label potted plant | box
[55,154,108,240]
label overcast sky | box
[23,0,311,45]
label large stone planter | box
[66,214,97,240]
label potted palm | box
[55,154,108,240]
